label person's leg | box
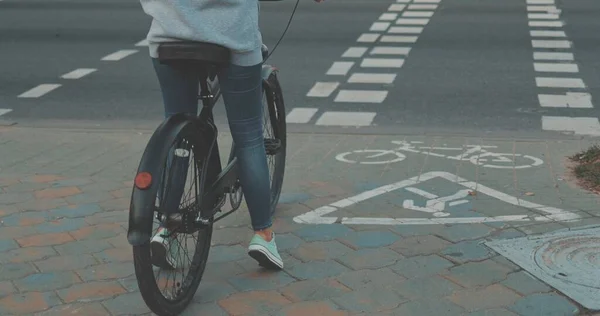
[218,62,283,269]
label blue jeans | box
[151,58,272,231]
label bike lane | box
[0,126,599,315]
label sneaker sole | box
[150,241,175,270]
[248,244,283,270]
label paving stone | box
[23,175,63,183]
[278,278,351,302]
[49,178,93,188]
[448,284,521,312]
[15,232,74,247]
[207,245,248,263]
[275,233,304,251]
[0,262,37,281]
[437,224,495,242]
[69,223,124,240]
[93,247,131,263]
[278,192,312,204]
[1,211,49,226]
[293,224,354,242]
[390,234,451,257]
[33,302,109,316]
[53,239,113,255]
[274,300,347,316]
[2,182,48,193]
[285,260,350,280]
[227,270,296,291]
[181,302,229,316]
[516,222,567,235]
[217,290,292,315]
[441,240,495,264]
[211,226,252,246]
[75,262,134,282]
[390,255,455,279]
[66,192,115,205]
[394,275,462,300]
[33,218,89,234]
[0,280,16,297]
[331,288,407,313]
[391,298,465,316]
[193,280,238,304]
[465,309,518,316]
[290,240,353,262]
[117,275,139,292]
[445,260,513,288]
[57,281,127,303]
[337,248,402,270]
[34,254,98,272]
[487,229,526,240]
[202,261,246,282]
[84,210,127,225]
[335,268,406,292]
[0,291,62,315]
[101,291,149,315]
[490,255,521,272]
[34,186,81,199]
[339,231,399,249]
[2,246,57,263]
[14,198,68,213]
[501,271,552,295]
[0,192,33,204]
[508,293,579,316]
[14,271,81,292]
[0,239,19,252]
[391,225,445,237]
[47,204,103,219]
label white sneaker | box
[150,227,179,270]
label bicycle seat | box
[157,41,231,65]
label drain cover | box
[486,226,600,310]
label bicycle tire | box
[263,71,287,216]
[130,116,216,316]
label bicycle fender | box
[127,113,201,247]
[261,64,278,87]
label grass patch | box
[569,145,600,193]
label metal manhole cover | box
[486,226,600,311]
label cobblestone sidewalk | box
[1,126,599,315]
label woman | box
[139,0,324,270]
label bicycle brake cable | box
[264,0,301,62]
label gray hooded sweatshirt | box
[139,0,263,66]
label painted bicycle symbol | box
[336,140,544,169]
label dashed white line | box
[380,35,418,43]
[409,4,438,9]
[370,47,411,55]
[528,13,559,19]
[402,11,434,17]
[307,82,340,97]
[529,20,563,27]
[357,33,380,43]
[380,13,398,21]
[533,52,574,61]
[527,0,555,4]
[286,108,319,123]
[101,49,139,61]
[361,58,405,68]
[531,40,571,48]
[315,111,377,126]
[542,116,600,136]
[414,0,440,3]
[370,22,391,32]
[396,18,430,25]
[388,4,406,11]
[536,77,585,89]
[533,62,579,73]
[530,30,566,37]
[342,47,368,58]
[538,93,593,108]
[527,5,559,12]
[0,109,12,117]
[389,26,423,34]
[18,84,62,98]
[61,68,97,79]
[334,90,388,103]
[326,62,354,76]
[348,73,397,84]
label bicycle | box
[126,40,287,315]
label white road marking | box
[326,62,354,76]
[389,26,423,34]
[307,82,340,97]
[388,4,406,11]
[533,62,579,73]
[527,0,555,4]
[533,52,574,61]
[18,84,62,98]
[370,47,411,55]
[334,90,388,103]
[542,116,600,136]
[414,0,440,3]
[60,68,97,79]
[396,18,430,25]
[538,93,593,108]
[380,13,398,21]
[529,20,563,27]
[0,109,12,117]
[101,49,138,61]
[342,47,368,58]
[527,5,559,11]
[348,73,397,84]
[370,22,391,31]
[531,40,571,48]
[135,39,149,47]
[357,33,380,43]
[286,108,319,123]
[361,58,405,68]
[403,11,434,17]
[315,111,377,126]
[528,13,559,19]
[530,30,566,37]
[409,4,438,10]
[380,35,418,43]
[536,77,585,88]
[396,0,411,2]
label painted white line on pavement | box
[348,73,397,84]
[530,30,566,37]
[531,40,571,48]
[61,68,97,79]
[380,35,418,43]
[414,0,440,3]
[389,26,423,34]
[409,4,438,10]
[342,47,368,58]
[533,52,574,61]
[536,77,585,88]
[539,93,593,108]
[527,0,555,4]
[402,11,434,17]
[18,84,62,98]
[527,5,558,11]
[135,39,149,47]
[307,82,340,97]
[326,62,354,76]
[534,62,579,73]
[0,109,12,117]
[396,0,411,2]
[334,90,388,103]
[370,47,411,55]
[357,33,380,43]
[529,20,563,27]
[101,49,139,61]
[380,13,398,21]
[361,58,405,68]
[286,108,319,123]
[315,111,377,126]
[542,116,600,136]
[388,4,406,11]
[396,18,430,25]
[528,13,559,19]
[370,22,391,32]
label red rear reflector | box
[134,172,152,190]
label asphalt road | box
[1,0,599,138]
